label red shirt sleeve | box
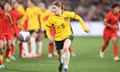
[105,12,112,23]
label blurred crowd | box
[0,0,120,21]
[37,0,120,21]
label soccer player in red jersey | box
[2,1,14,62]
[100,4,120,61]
[0,6,5,69]
[8,1,22,60]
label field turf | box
[1,37,120,72]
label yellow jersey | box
[17,5,25,16]
[46,11,88,41]
[22,7,41,31]
[17,5,25,25]
[40,10,51,30]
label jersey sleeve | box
[104,12,111,22]
[20,8,28,25]
[45,16,53,38]
[66,11,88,32]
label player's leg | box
[100,30,110,58]
[48,39,54,57]
[18,33,24,57]
[9,36,16,60]
[55,41,64,72]
[0,38,5,69]
[63,39,71,72]
[36,32,43,57]
[18,31,31,58]
[68,36,76,57]
[6,40,12,62]
[48,25,55,57]
[111,32,119,61]
[29,31,37,57]
[5,34,13,62]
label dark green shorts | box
[55,35,74,51]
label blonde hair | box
[52,0,64,10]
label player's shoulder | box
[0,10,4,14]
[106,11,113,16]
[63,11,75,14]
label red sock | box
[6,49,10,59]
[113,43,118,57]
[101,44,107,52]
[10,44,14,56]
[50,25,55,37]
[19,43,23,56]
[48,43,54,54]
[69,47,73,53]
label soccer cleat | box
[71,52,76,57]
[9,56,16,61]
[59,63,63,72]
[0,64,5,69]
[64,68,68,72]
[36,52,42,57]
[114,56,120,62]
[99,51,104,58]
[6,58,11,62]
[48,53,52,58]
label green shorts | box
[55,35,74,51]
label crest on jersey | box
[64,17,68,21]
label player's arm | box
[45,17,54,41]
[67,11,89,32]
[5,12,14,27]
[104,19,118,29]
[74,15,89,32]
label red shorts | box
[0,35,4,40]
[103,28,118,41]
[3,34,13,40]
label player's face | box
[113,6,120,14]
[27,0,33,7]
[4,3,10,12]
[13,2,18,9]
[50,5,62,15]
[39,3,46,11]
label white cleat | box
[0,64,5,69]
[48,53,52,58]
[114,56,120,62]
[71,52,76,57]
[100,51,104,58]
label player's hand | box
[84,29,89,33]
[49,36,54,43]
[5,12,10,16]
[112,25,118,29]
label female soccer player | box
[3,1,14,62]
[0,6,5,69]
[21,0,42,58]
[100,4,120,61]
[38,2,57,57]
[46,1,89,72]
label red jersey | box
[0,10,5,34]
[9,9,22,36]
[2,12,13,35]
[104,11,119,31]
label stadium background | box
[0,0,120,72]
[4,0,120,36]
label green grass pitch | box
[1,37,120,72]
